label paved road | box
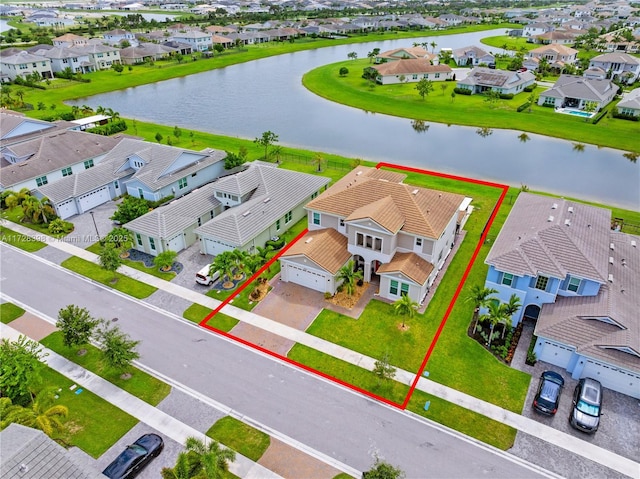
[0,244,553,478]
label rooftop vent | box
[242,211,251,217]
[610,243,615,250]
[547,215,554,222]
[608,274,614,283]
[305,237,313,244]
[412,189,419,195]
[609,256,614,264]
[564,219,571,226]
[263,197,271,203]
[568,206,574,213]
[551,203,558,209]
[632,240,637,248]
[356,171,363,176]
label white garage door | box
[79,186,110,212]
[56,199,78,220]
[581,359,640,399]
[203,238,233,256]
[166,233,185,252]
[284,263,328,293]
[538,341,574,367]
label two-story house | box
[587,52,640,85]
[483,193,639,399]
[280,167,468,305]
[523,44,578,71]
[170,31,212,52]
[452,46,495,67]
[0,51,53,81]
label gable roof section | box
[371,60,451,76]
[306,167,464,239]
[377,251,434,285]
[195,163,330,247]
[590,52,640,66]
[345,196,404,234]
[486,193,610,282]
[530,43,578,56]
[617,88,640,110]
[281,228,350,274]
[0,111,58,143]
[212,164,261,196]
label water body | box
[71,29,640,209]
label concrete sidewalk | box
[0,322,282,479]
[4,220,639,478]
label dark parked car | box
[570,377,603,433]
[102,433,164,479]
[533,371,564,415]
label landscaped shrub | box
[265,237,285,250]
[453,87,472,95]
[612,111,639,121]
[48,218,74,235]
[517,102,531,112]
[147,195,173,209]
[523,83,537,92]
[87,119,127,136]
[541,102,555,108]
[499,93,514,100]
[591,109,609,124]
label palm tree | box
[393,293,418,328]
[210,251,236,288]
[1,389,68,438]
[336,260,363,296]
[501,294,522,338]
[161,452,191,479]
[22,196,56,224]
[231,249,249,279]
[184,436,236,479]
[465,285,498,333]
[481,301,508,348]
[430,40,437,53]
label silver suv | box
[569,377,603,433]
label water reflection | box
[518,133,530,143]
[476,127,493,138]
[573,143,586,152]
[623,152,638,163]
[411,120,430,133]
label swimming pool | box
[559,108,595,118]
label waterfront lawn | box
[61,256,157,299]
[183,303,239,332]
[302,59,640,152]
[480,35,538,53]
[39,367,138,458]
[207,416,270,462]
[41,331,170,406]
[0,302,25,324]
[0,225,47,252]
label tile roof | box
[0,130,121,188]
[486,193,611,282]
[535,232,640,373]
[125,185,220,239]
[590,52,640,66]
[540,74,617,102]
[0,50,49,65]
[306,167,464,239]
[377,46,432,60]
[371,59,451,76]
[345,196,405,233]
[195,163,330,247]
[376,251,434,285]
[617,87,640,110]
[459,67,535,88]
[281,228,351,274]
[529,43,578,56]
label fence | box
[267,153,353,172]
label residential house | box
[368,60,452,85]
[452,46,495,67]
[588,52,640,84]
[35,138,227,219]
[170,31,212,52]
[0,51,53,81]
[52,33,88,48]
[280,167,469,305]
[74,44,122,70]
[0,111,68,149]
[375,47,435,63]
[483,193,640,399]
[103,28,138,47]
[0,424,103,478]
[194,161,330,256]
[439,14,465,26]
[616,88,640,117]
[119,43,175,64]
[523,22,554,40]
[456,67,535,95]
[523,44,578,72]
[530,30,578,45]
[31,46,92,74]
[537,75,618,111]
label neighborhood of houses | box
[1,108,638,401]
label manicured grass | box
[86,243,176,281]
[2,207,68,238]
[302,59,640,153]
[407,389,518,450]
[480,35,538,53]
[288,344,410,405]
[183,303,238,332]
[207,416,270,462]
[41,331,170,406]
[61,256,157,299]
[0,226,48,252]
[0,302,25,324]
[39,367,138,458]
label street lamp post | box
[90,211,101,242]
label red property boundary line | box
[199,162,509,410]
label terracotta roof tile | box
[377,251,434,285]
[281,228,350,274]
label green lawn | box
[183,304,239,332]
[0,302,25,324]
[302,59,640,153]
[480,35,538,53]
[86,243,176,281]
[40,367,138,458]
[207,416,270,462]
[61,256,157,299]
[0,226,48,252]
[41,331,170,406]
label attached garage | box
[282,263,331,293]
[580,359,640,399]
[203,238,234,256]
[537,340,574,367]
[78,186,110,213]
[166,233,185,253]
[56,199,78,220]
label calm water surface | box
[72,30,640,210]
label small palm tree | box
[336,260,363,296]
[161,452,191,479]
[1,389,68,438]
[394,293,418,328]
[153,250,177,271]
[481,301,508,348]
[501,294,522,338]
[465,285,498,333]
[185,436,236,479]
[210,251,236,288]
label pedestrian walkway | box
[0,322,282,479]
[3,220,639,478]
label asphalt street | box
[0,244,554,478]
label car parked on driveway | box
[533,371,564,415]
[102,433,164,479]
[569,377,603,434]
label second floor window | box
[501,272,514,287]
[356,233,382,252]
[535,274,549,291]
[36,176,48,187]
[567,277,581,293]
[84,159,94,169]
[178,177,188,189]
[62,167,73,177]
